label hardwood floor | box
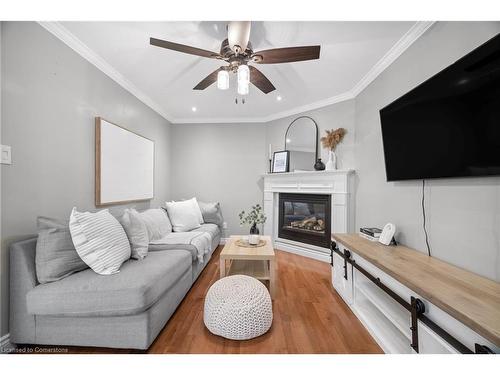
[17,247,382,354]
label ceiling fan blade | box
[193,67,223,90]
[253,45,320,64]
[150,37,221,59]
[249,66,275,94]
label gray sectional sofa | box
[9,223,221,350]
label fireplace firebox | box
[278,193,331,248]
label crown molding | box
[38,22,173,122]
[350,21,435,97]
[39,21,434,125]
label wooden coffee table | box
[219,235,276,298]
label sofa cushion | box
[120,209,149,260]
[149,242,200,261]
[69,208,131,275]
[198,202,223,226]
[185,197,204,224]
[137,208,172,241]
[26,250,191,317]
[148,224,221,261]
[191,223,221,239]
[164,200,202,232]
[35,217,88,284]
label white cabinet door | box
[418,322,459,354]
[332,251,353,305]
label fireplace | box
[278,193,331,248]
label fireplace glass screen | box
[278,193,331,248]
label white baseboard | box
[275,240,330,263]
[0,334,15,354]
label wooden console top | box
[332,233,500,346]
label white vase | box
[325,150,337,170]
[248,234,260,245]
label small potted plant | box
[320,127,346,170]
[239,204,267,244]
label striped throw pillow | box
[69,208,131,275]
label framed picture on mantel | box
[272,150,290,173]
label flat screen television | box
[380,33,500,181]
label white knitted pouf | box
[204,275,273,340]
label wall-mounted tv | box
[380,33,500,181]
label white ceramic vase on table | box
[325,150,337,170]
[248,235,260,245]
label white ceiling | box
[50,21,426,123]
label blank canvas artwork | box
[95,117,154,206]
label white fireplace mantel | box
[262,170,355,262]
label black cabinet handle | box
[475,344,494,354]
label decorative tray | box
[235,239,267,248]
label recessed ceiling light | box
[191,107,197,112]
[276,95,282,101]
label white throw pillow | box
[189,197,204,224]
[137,208,172,241]
[165,200,202,232]
[69,208,131,275]
[120,209,149,260]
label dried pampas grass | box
[321,128,346,151]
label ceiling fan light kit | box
[150,21,321,97]
[237,64,250,83]
[238,81,249,95]
[237,64,250,95]
[217,70,230,90]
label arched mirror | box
[284,116,319,171]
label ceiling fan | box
[150,22,320,95]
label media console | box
[331,234,500,354]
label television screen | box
[380,33,500,181]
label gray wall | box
[0,22,172,336]
[170,123,266,237]
[354,21,500,281]
[266,99,356,171]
